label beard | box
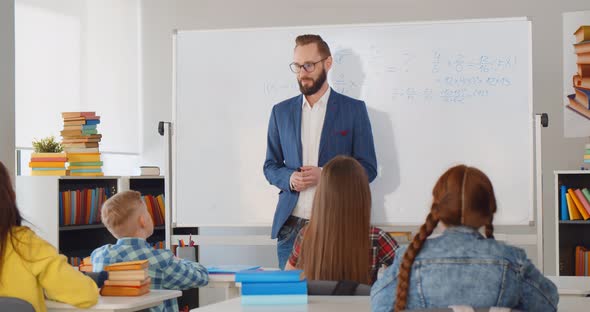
[298,67,327,96]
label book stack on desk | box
[235,270,307,305]
[101,260,151,296]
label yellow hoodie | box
[0,226,98,312]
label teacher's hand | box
[300,166,321,187]
[290,171,310,192]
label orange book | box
[157,195,166,223]
[100,283,150,297]
[63,120,87,126]
[574,41,590,55]
[566,193,582,220]
[104,260,149,271]
[577,53,590,65]
[574,75,590,89]
[104,277,151,287]
[64,191,70,226]
[62,112,96,118]
[29,162,66,168]
[107,270,149,281]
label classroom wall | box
[15,0,141,155]
[0,0,15,178]
[140,0,590,278]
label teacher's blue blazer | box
[263,89,377,239]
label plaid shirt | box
[91,238,208,312]
[288,226,398,284]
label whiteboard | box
[173,18,533,227]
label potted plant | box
[30,136,67,176]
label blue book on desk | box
[235,270,304,283]
[206,265,261,274]
[241,294,307,305]
[561,185,569,221]
[241,280,307,295]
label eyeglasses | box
[289,57,328,73]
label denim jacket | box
[371,226,558,312]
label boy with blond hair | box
[91,190,208,312]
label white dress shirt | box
[291,88,331,219]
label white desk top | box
[46,289,182,312]
[194,293,590,312]
[194,296,370,312]
[547,276,590,295]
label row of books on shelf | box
[235,270,308,305]
[59,187,111,226]
[559,185,590,221]
[575,246,590,276]
[29,152,104,176]
[143,194,165,226]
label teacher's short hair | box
[295,34,331,58]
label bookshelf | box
[15,175,168,264]
[554,171,590,276]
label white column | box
[0,0,15,179]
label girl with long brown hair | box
[285,156,398,285]
[371,165,558,311]
[0,161,98,311]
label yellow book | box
[568,188,590,220]
[29,162,66,168]
[31,170,68,176]
[567,192,583,220]
[67,155,101,161]
[156,195,165,221]
[575,26,590,43]
[31,153,66,158]
[585,155,590,160]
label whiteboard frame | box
[171,17,536,228]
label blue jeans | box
[276,216,308,270]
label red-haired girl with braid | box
[371,165,558,312]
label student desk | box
[194,295,590,312]
[46,289,182,312]
[193,296,369,312]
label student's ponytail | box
[394,210,439,312]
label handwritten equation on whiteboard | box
[263,49,519,104]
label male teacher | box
[263,34,377,269]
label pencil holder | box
[176,246,197,261]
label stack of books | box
[60,112,103,176]
[585,144,590,165]
[29,152,67,176]
[101,260,151,296]
[559,185,590,221]
[235,270,307,305]
[566,26,590,118]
